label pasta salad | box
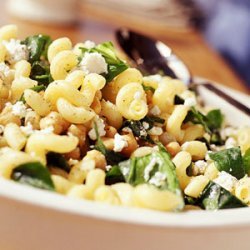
[0,24,249,212]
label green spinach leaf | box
[206,109,224,130]
[209,147,245,179]
[30,61,53,85]
[46,152,70,173]
[243,148,250,175]
[11,162,55,191]
[199,181,247,210]
[105,165,125,185]
[22,35,52,63]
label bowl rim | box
[0,78,250,229]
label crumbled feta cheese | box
[214,171,237,192]
[209,185,218,199]
[210,144,220,151]
[142,121,149,130]
[149,171,167,187]
[148,126,163,136]
[139,129,147,137]
[133,91,142,100]
[120,164,130,176]
[20,122,34,136]
[150,105,161,116]
[2,39,29,64]
[194,160,208,174]
[105,165,112,171]
[21,123,54,136]
[36,126,54,135]
[11,101,29,118]
[88,116,106,140]
[113,133,128,152]
[205,151,212,161]
[68,158,79,166]
[79,52,108,75]
[83,40,96,49]
[0,62,11,78]
[144,158,157,181]
[184,97,197,107]
[0,125,4,135]
[80,159,95,171]
[225,137,237,149]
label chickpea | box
[91,96,102,114]
[64,147,81,160]
[102,137,114,151]
[105,125,117,138]
[40,111,70,134]
[120,133,138,157]
[165,142,181,157]
[67,124,87,151]
[0,105,21,126]
[84,149,107,170]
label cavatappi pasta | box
[0,24,249,212]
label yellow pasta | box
[181,141,208,160]
[11,77,38,101]
[167,105,189,142]
[48,37,72,63]
[56,98,95,124]
[50,50,78,80]
[0,24,18,41]
[25,134,78,164]
[184,175,209,198]
[4,123,26,150]
[116,82,148,120]
[14,60,31,78]
[24,89,51,116]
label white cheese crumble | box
[20,122,33,136]
[68,158,79,166]
[150,105,161,116]
[21,123,54,136]
[82,40,96,49]
[120,164,130,176]
[133,91,142,100]
[214,171,237,192]
[148,126,163,136]
[139,129,147,137]
[142,121,149,130]
[184,97,197,107]
[11,101,30,118]
[194,160,208,174]
[225,137,237,149]
[113,133,128,152]
[149,171,167,187]
[88,116,106,140]
[0,62,11,78]
[79,52,108,75]
[105,165,112,171]
[2,39,29,64]
[144,158,157,181]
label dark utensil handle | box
[202,83,250,116]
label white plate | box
[0,79,249,250]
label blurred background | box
[5,0,250,88]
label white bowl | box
[0,79,249,250]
